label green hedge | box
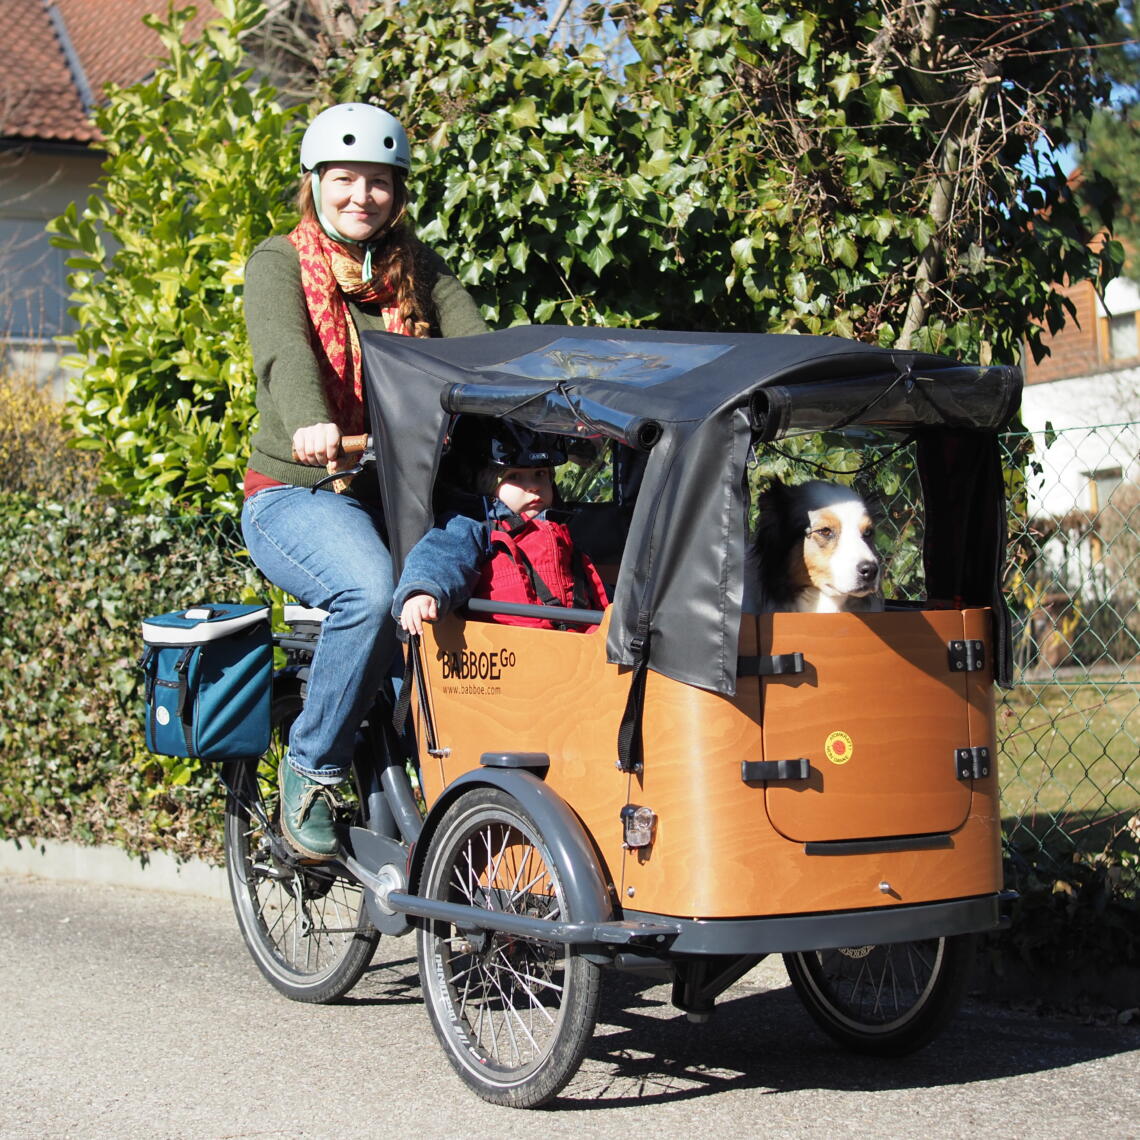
[0,493,263,861]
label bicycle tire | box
[783,933,976,1056]
[223,686,379,1003]
[416,787,601,1108]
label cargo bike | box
[220,326,1021,1108]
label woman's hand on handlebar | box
[292,423,342,467]
[400,593,439,638]
[292,425,371,471]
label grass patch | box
[998,679,1140,820]
[997,677,1139,873]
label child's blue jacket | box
[390,510,492,620]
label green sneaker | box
[278,757,341,860]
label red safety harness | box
[475,515,608,631]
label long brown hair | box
[299,168,434,337]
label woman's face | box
[494,467,554,519]
[319,162,396,242]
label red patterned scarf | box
[287,217,410,435]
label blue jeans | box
[241,486,398,782]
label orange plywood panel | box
[412,608,1002,923]
[416,613,632,890]
[619,661,767,915]
[761,611,975,842]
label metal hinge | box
[955,746,991,780]
[948,640,986,673]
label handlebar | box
[340,433,370,457]
[306,433,375,494]
[291,433,373,463]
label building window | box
[1108,312,1139,361]
[1099,277,1140,364]
[1086,467,1122,513]
[0,218,73,341]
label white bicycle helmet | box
[300,102,410,173]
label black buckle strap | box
[392,646,415,737]
[174,646,195,756]
[393,635,442,757]
[741,758,811,782]
[737,652,805,677]
[139,646,156,700]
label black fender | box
[408,767,615,926]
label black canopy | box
[361,325,1021,694]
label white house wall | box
[1018,369,1140,519]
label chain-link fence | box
[1000,423,1139,869]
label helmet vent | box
[384,136,394,149]
[342,133,356,146]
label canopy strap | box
[392,635,440,756]
[616,614,651,774]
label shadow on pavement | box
[557,968,1140,1109]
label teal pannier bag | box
[141,604,272,760]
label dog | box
[746,480,883,613]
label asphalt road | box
[2,873,1137,1139]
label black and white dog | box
[747,480,883,613]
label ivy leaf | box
[830,233,859,269]
[731,236,756,266]
[640,150,673,177]
[827,72,860,103]
[509,97,540,128]
[581,241,615,276]
[870,83,908,122]
[780,16,817,58]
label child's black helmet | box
[485,424,566,469]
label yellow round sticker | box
[825,730,854,765]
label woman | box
[240,102,488,860]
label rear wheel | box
[416,788,601,1108]
[223,687,379,1003]
[783,934,976,1056]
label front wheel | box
[783,934,976,1056]
[416,787,601,1108]
[223,687,379,1003]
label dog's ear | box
[758,478,787,508]
[750,479,793,601]
[754,478,788,527]
[752,480,782,546]
[861,490,886,528]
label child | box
[393,425,609,636]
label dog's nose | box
[857,560,879,583]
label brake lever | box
[311,459,367,493]
[309,439,376,494]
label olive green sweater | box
[243,234,489,489]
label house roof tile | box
[1,0,214,145]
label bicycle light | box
[621,804,657,849]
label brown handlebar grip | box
[340,434,370,456]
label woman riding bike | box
[239,102,487,860]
